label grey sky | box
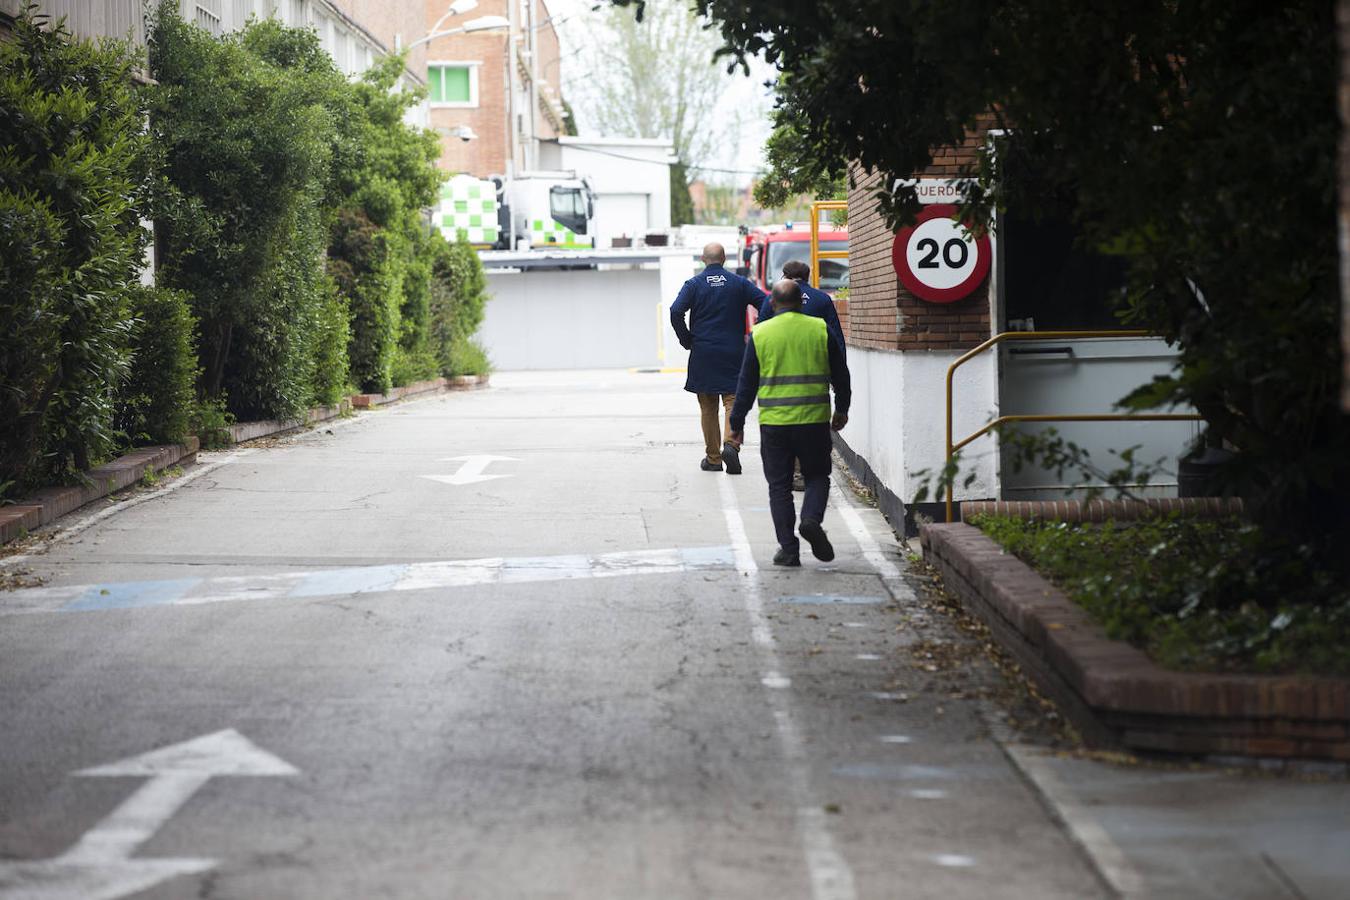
[546,0,775,185]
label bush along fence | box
[0,7,491,513]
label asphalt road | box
[0,370,1104,899]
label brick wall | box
[427,0,511,176]
[844,119,995,353]
[334,0,427,77]
[426,0,564,177]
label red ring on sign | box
[891,204,991,304]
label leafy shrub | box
[330,209,396,393]
[447,338,492,378]
[116,285,198,445]
[0,9,150,489]
[427,233,491,376]
[148,5,342,420]
[974,515,1350,676]
[190,396,235,450]
[391,228,438,387]
[326,55,442,392]
[310,275,351,407]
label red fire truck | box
[736,223,850,296]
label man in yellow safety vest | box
[727,279,851,566]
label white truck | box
[437,171,597,251]
[495,171,597,251]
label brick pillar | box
[844,118,996,354]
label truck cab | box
[494,171,597,250]
[739,224,850,295]
[737,224,849,330]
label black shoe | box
[792,473,806,492]
[722,441,742,475]
[799,520,835,562]
[773,547,801,567]
[700,458,723,472]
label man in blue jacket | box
[670,243,767,473]
[756,260,846,356]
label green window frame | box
[428,64,476,106]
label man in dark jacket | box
[756,260,846,356]
[670,243,767,473]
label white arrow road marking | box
[0,729,298,900]
[421,454,519,486]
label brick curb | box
[225,399,353,445]
[223,375,490,444]
[0,438,200,546]
[350,374,489,410]
[961,497,1244,523]
[920,522,1349,763]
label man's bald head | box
[770,279,803,313]
[701,243,726,266]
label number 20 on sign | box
[891,204,991,304]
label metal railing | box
[945,330,1203,522]
[808,200,848,289]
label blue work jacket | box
[670,264,767,394]
[757,279,846,357]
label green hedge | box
[428,234,491,377]
[0,11,150,494]
[116,285,198,445]
[148,5,344,420]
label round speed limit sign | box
[891,204,991,303]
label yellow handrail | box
[809,200,848,289]
[944,330,1203,522]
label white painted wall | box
[841,348,999,505]
[479,252,704,370]
[479,266,662,370]
[997,336,1199,498]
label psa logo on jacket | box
[705,274,728,287]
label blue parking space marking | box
[7,546,742,615]
[289,564,408,598]
[679,546,737,568]
[65,578,203,612]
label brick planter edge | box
[0,438,200,546]
[920,522,1349,763]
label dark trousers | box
[760,422,831,553]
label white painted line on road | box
[909,789,948,800]
[719,477,857,900]
[878,735,913,744]
[421,454,517,486]
[761,672,792,689]
[0,546,737,615]
[855,653,882,661]
[1000,743,1146,898]
[0,450,257,570]
[933,854,977,868]
[0,729,295,900]
[830,484,913,599]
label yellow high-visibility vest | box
[752,311,831,425]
